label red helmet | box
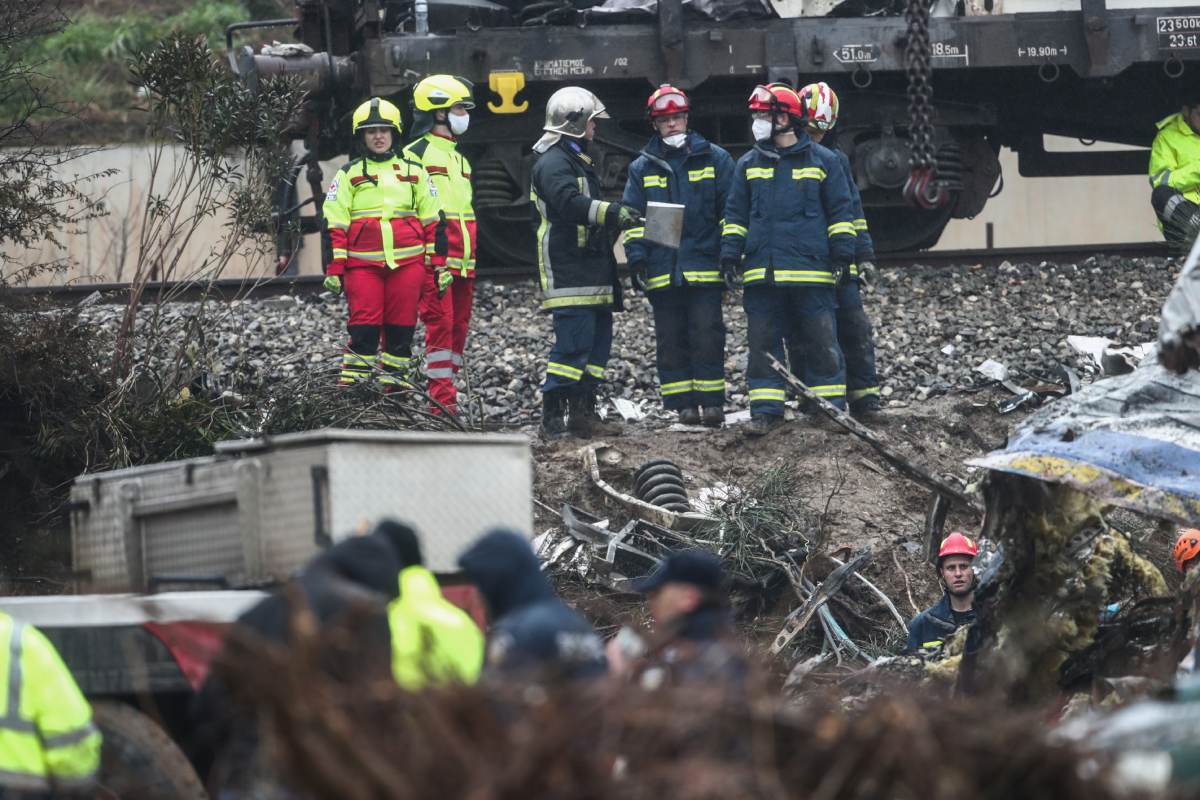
[938,532,978,561]
[647,84,689,119]
[747,83,804,119]
[1174,529,1200,573]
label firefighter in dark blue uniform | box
[720,83,857,436]
[621,85,736,428]
[787,82,882,418]
[531,86,643,439]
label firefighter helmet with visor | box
[647,84,689,119]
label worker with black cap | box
[616,549,746,691]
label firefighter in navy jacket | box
[531,86,642,439]
[621,85,735,428]
[787,82,882,418]
[720,83,856,436]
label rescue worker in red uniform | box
[405,75,478,415]
[323,97,446,388]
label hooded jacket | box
[1150,112,1200,206]
[529,139,622,312]
[191,535,400,786]
[388,566,485,690]
[905,593,976,655]
[458,529,607,680]
[720,135,856,286]
[621,131,735,291]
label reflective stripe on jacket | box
[719,136,856,286]
[530,139,620,311]
[621,131,735,291]
[904,595,976,655]
[0,612,100,793]
[404,134,477,276]
[388,566,484,690]
[323,154,444,275]
[834,149,875,267]
[1150,112,1200,206]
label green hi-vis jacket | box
[0,612,101,794]
[388,566,484,690]
[404,134,477,277]
[324,153,445,275]
[1150,112,1200,206]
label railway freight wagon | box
[227,0,1200,271]
[0,430,533,797]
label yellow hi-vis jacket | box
[0,612,101,794]
[388,566,484,690]
[1150,112,1200,206]
[323,154,445,275]
[404,133,477,277]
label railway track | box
[7,241,1170,305]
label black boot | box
[744,414,783,437]
[569,386,622,438]
[678,407,701,426]
[700,406,724,428]
[541,391,568,439]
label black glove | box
[609,203,644,231]
[721,257,742,290]
[832,260,852,286]
[629,261,648,293]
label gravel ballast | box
[76,255,1178,425]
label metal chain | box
[902,0,947,208]
[904,0,937,173]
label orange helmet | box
[938,532,978,561]
[1174,529,1200,573]
[646,84,689,119]
[747,83,804,119]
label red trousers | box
[345,262,424,328]
[419,269,475,414]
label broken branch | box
[767,355,984,515]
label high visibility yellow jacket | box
[388,566,484,690]
[0,612,101,794]
[404,133,477,277]
[1150,112,1200,206]
[323,154,445,275]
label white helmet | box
[533,86,610,153]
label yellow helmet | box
[412,75,475,112]
[352,97,403,135]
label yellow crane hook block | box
[488,70,528,114]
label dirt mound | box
[529,391,1022,657]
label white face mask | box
[449,112,470,135]
[751,119,773,142]
[662,132,687,149]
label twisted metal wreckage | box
[539,234,1200,712]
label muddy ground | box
[525,387,1038,664]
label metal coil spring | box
[632,459,690,513]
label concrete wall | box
[934,137,1159,250]
[2,145,330,285]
